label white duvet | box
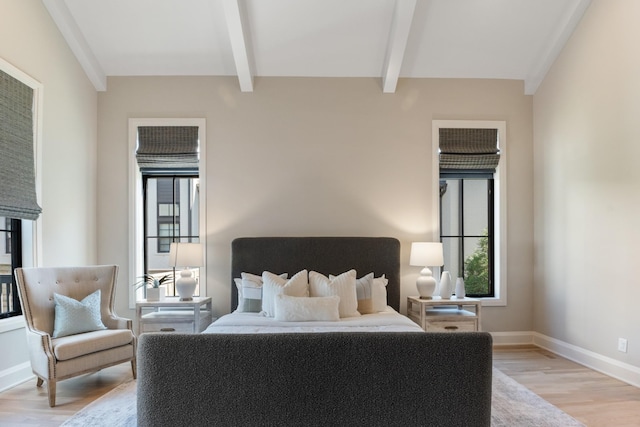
[203,307,423,334]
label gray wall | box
[0,0,98,390]
[97,76,534,331]
[534,0,640,367]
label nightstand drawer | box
[140,322,194,333]
[425,320,477,332]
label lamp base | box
[416,267,436,299]
[176,269,197,301]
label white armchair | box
[14,265,136,407]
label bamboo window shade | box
[439,128,500,171]
[135,126,199,171]
[0,70,41,220]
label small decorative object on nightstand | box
[439,271,453,299]
[169,242,203,301]
[455,277,466,299]
[409,242,444,299]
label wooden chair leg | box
[47,380,56,407]
[131,359,137,379]
[36,377,44,387]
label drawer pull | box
[160,328,176,332]
[444,326,459,330]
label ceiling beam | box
[381,0,417,93]
[42,0,107,91]
[223,0,254,92]
[524,0,592,95]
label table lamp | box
[409,242,444,299]
[169,242,203,301]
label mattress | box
[203,307,423,334]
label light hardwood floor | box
[1,346,639,426]
[493,346,640,427]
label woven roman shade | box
[439,128,500,170]
[136,126,199,171]
[0,70,41,220]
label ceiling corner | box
[524,0,592,95]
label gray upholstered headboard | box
[231,237,401,311]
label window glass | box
[440,175,494,297]
[142,176,199,298]
[0,217,21,318]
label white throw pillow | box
[261,270,308,317]
[273,294,340,322]
[372,274,389,312]
[310,270,360,318]
[235,272,287,313]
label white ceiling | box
[42,0,592,94]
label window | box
[129,119,207,306]
[0,218,22,319]
[142,175,199,298]
[440,173,494,297]
[432,120,507,305]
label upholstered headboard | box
[231,237,401,311]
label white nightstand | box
[407,296,482,332]
[136,296,213,335]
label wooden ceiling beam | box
[223,0,254,92]
[42,0,107,91]
[381,0,417,93]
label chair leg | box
[131,359,137,379]
[36,377,44,387]
[47,380,56,407]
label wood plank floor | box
[0,345,639,426]
[493,346,640,427]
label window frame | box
[432,120,507,306]
[128,118,207,308]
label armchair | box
[14,265,136,407]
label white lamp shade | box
[409,242,444,267]
[169,242,203,268]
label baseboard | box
[489,331,640,388]
[490,331,535,346]
[533,332,640,388]
[0,361,33,393]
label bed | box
[137,237,493,427]
[204,236,422,334]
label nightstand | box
[136,296,213,334]
[407,296,481,332]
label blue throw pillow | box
[52,289,107,338]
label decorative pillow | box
[235,272,287,313]
[273,294,340,322]
[261,270,308,317]
[355,273,375,314]
[309,270,360,318]
[372,274,389,312]
[52,290,107,338]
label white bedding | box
[203,307,423,334]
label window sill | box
[0,316,26,333]
[480,296,506,307]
